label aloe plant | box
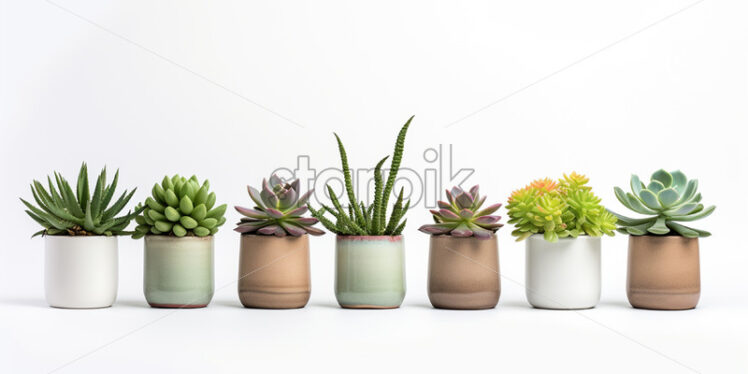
[21,163,143,237]
[418,185,503,239]
[506,173,617,242]
[610,169,715,237]
[309,116,413,236]
[235,174,324,236]
[132,175,227,238]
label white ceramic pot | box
[45,236,118,308]
[525,235,600,310]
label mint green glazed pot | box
[335,236,406,309]
[144,236,214,308]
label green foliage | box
[310,116,413,236]
[419,185,503,239]
[610,169,715,238]
[234,174,324,236]
[132,174,226,239]
[506,172,617,242]
[21,163,143,237]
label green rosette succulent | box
[610,169,715,237]
[506,173,616,242]
[132,175,227,238]
[418,185,503,239]
[234,174,324,236]
[21,163,143,237]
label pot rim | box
[336,235,402,242]
[44,235,118,241]
[144,234,214,241]
[428,233,496,240]
[526,233,601,242]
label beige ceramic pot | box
[627,235,700,310]
[238,234,311,309]
[427,235,500,310]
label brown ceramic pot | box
[238,234,311,309]
[627,235,700,310]
[427,235,500,310]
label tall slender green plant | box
[309,116,413,236]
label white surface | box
[45,236,118,308]
[525,235,601,310]
[2,0,748,373]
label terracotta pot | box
[335,235,406,309]
[144,235,214,308]
[237,234,311,309]
[427,235,500,309]
[627,235,700,310]
[525,235,601,310]
[44,236,118,309]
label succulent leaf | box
[131,174,225,238]
[314,117,413,236]
[22,163,143,237]
[506,173,615,242]
[611,169,715,237]
[235,174,323,237]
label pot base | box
[628,290,699,310]
[239,290,310,309]
[340,304,400,309]
[530,304,595,311]
[148,303,208,309]
[50,304,113,310]
[429,291,498,310]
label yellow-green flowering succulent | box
[506,173,617,242]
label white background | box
[1,0,747,373]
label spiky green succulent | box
[132,175,227,239]
[506,173,617,242]
[309,116,413,236]
[418,185,503,239]
[234,174,324,236]
[610,169,715,238]
[21,163,143,237]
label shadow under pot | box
[427,235,500,310]
[238,234,311,309]
[335,236,406,309]
[525,235,601,310]
[627,235,700,310]
[144,235,214,308]
[45,236,118,309]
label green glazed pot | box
[335,235,406,309]
[144,235,214,308]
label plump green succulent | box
[418,185,503,239]
[235,174,324,236]
[21,163,143,237]
[610,169,715,238]
[309,116,413,236]
[506,173,617,242]
[132,175,227,239]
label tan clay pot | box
[238,234,311,309]
[627,235,700,310]
[427,235,500,310]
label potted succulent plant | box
[309,116,413,309]
[418,185,503,310]
[234,174,324,309]
[506,173,617,310]
[20,163,143,308]
[131,175,227,308]
[609,169,715,310]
